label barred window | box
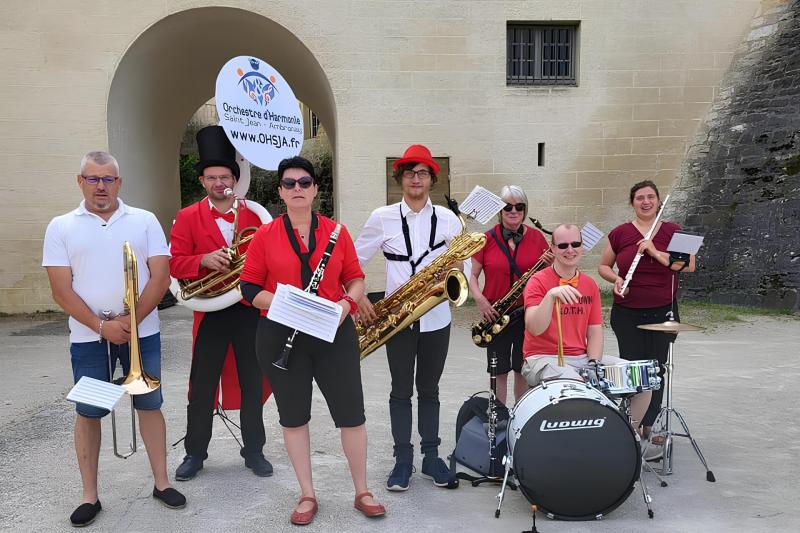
[507,23,578,86]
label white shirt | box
[208,198,235,246]
[355,198,470,332]
[42,198,171,343]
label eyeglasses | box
[81,175,118,185]
[402,169,431,180]
[280,176,315,189]
[202,174,234,182]
[554,241,583,250]
[503,203,526,212]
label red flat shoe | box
[354,491,386,518]
[290,496,318,526]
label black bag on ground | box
[450,392,510,478]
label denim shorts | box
[70,333,163,418]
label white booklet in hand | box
[267,283,344,343]
[67,376,126,411]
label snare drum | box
[582,359,661,396]
[507,379,641,520]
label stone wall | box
[672,0,800,310]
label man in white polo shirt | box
[43,151,186,527]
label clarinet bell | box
[273,345,291,370]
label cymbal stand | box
[648,338,715,481]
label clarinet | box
[273,223,342,370]
[488,352,499,478]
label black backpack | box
[450,392,510,479]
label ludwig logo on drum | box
[539,418,606,432]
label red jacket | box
[169,198,271,409]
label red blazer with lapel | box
[170,198,271,409]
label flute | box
[618,194,670,297]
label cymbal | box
[637,320,703,333]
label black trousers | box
[485,318,524,375]
[385,321,451,462]
[185,303,265,457]
[256,316,365,429]
[610,302,679,427]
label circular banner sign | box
[215,56,304,170]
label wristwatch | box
[341,294,359,316]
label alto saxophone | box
[471,218,553,347]
[470,251,549,347]
[358,204,486,360]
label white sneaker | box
[642,441,663,461]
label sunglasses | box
[554,241,583,250]
[503,203,526,212]
[280,176,315,189]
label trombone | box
[106,242,161,458]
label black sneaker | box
[70,501,101,527]
[386,462,414,491]
[152,486,186,509]
[421,456,459,489]
[175,455,204,481]
[241,449,274,477]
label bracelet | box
[340,294,358,316]
[98,319,106,342]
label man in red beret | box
[355,144,461,491]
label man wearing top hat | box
[354,144,462,491]
[169,125,273,480]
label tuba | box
[357,200,486,359]
[169,194,272,312]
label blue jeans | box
[70,333,163,418]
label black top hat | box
[194,125,240,178]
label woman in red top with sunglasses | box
[469,185,551,405]
[598,180,696,444]
[239,156,385,525]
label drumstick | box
[555,300,564,367]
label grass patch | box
[598,288,798,330]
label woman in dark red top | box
[598,180,696,441]
[469,185,551,405]
[240,157,385,525]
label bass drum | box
[508,379,641,520]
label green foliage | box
[179,153,204,207]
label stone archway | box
[107,6,336,227]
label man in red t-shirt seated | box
[521,224,651,429]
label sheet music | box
[581,223,605,252]
[459,186,505,224]
[267,283,343,343]
[67,376,126,411]
[667,232,704,255]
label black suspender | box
[383,204,446,275]
[489,226,523,289]
[283,213,319,289]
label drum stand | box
[647,339,715,481]
[618,396,659,518]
